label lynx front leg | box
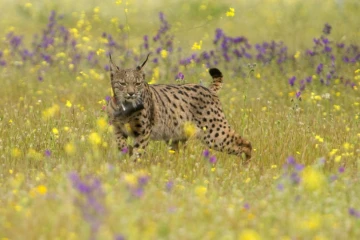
[113,125,132,154]
[131,131,151,161]
[129,120,152,161]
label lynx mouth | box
[113,98,144,118]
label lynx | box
[107,54,252,161]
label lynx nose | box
[128,92,135,97]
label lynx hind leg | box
[202,127,252,161]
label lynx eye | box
[119,82,127,86]
[135,82,142,86]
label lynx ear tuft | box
[137,53,151,70]
[109,54,119,71]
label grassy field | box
[1,0,360,239]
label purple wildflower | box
[338,166,345,173]
[288,76,296,86]
[138,175,150,186]
[277,183,284,191]
[121,147,128,154]
[203,149,210,158]
[324,45,332,53]
[209,155,217,164]
[290,172,301,184]
[214,28,223,44]
[44,150,51,157]
[323,23,332,35]
[337,43,345,48]
[294,163,304,171]
[114,235,125,240]
[306,76,312,83]
[105,96,111,102]
[316,63,324,74]
[176,72,184,81]
[68,172,106,240]
[349,208,360,218]
[287,156,296,165]
[243,203,250,210]
[296,91,301,98]
[166,180,174,192]
[322,38,329,45]
[330,175,338,182]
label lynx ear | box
[136,53,151,70]
[109,54,119,72]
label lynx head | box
[109,54,150,105]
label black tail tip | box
[209,68,223,78]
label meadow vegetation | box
[0,0,360,239]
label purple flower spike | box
[288,76,296,86]
[338,166,345,173]
[316,63,324,74]
[296,91,301,98]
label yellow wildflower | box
[238,229,261,240]
[226,7,235,17]
[52,128,59,135]
[183,122,197,138]
[334,156,342,163]
[301,167,326,191]
[66,100,72,108]
[315,135,324,143]
[333,105,341,111]
[93,7,100,13]
[24,2,32,8]
[160,49,168,58]
[329,149,338,157]
[192,41,203,51]
[88,132,102,145]
[36,185,47,195]
[97,117,108,131]
[123,173,137,186]
[11,148,21,158]
[301,213,322,230]
[195,186,207,197]
[64,142,76,155]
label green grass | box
[1,0,360,239]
